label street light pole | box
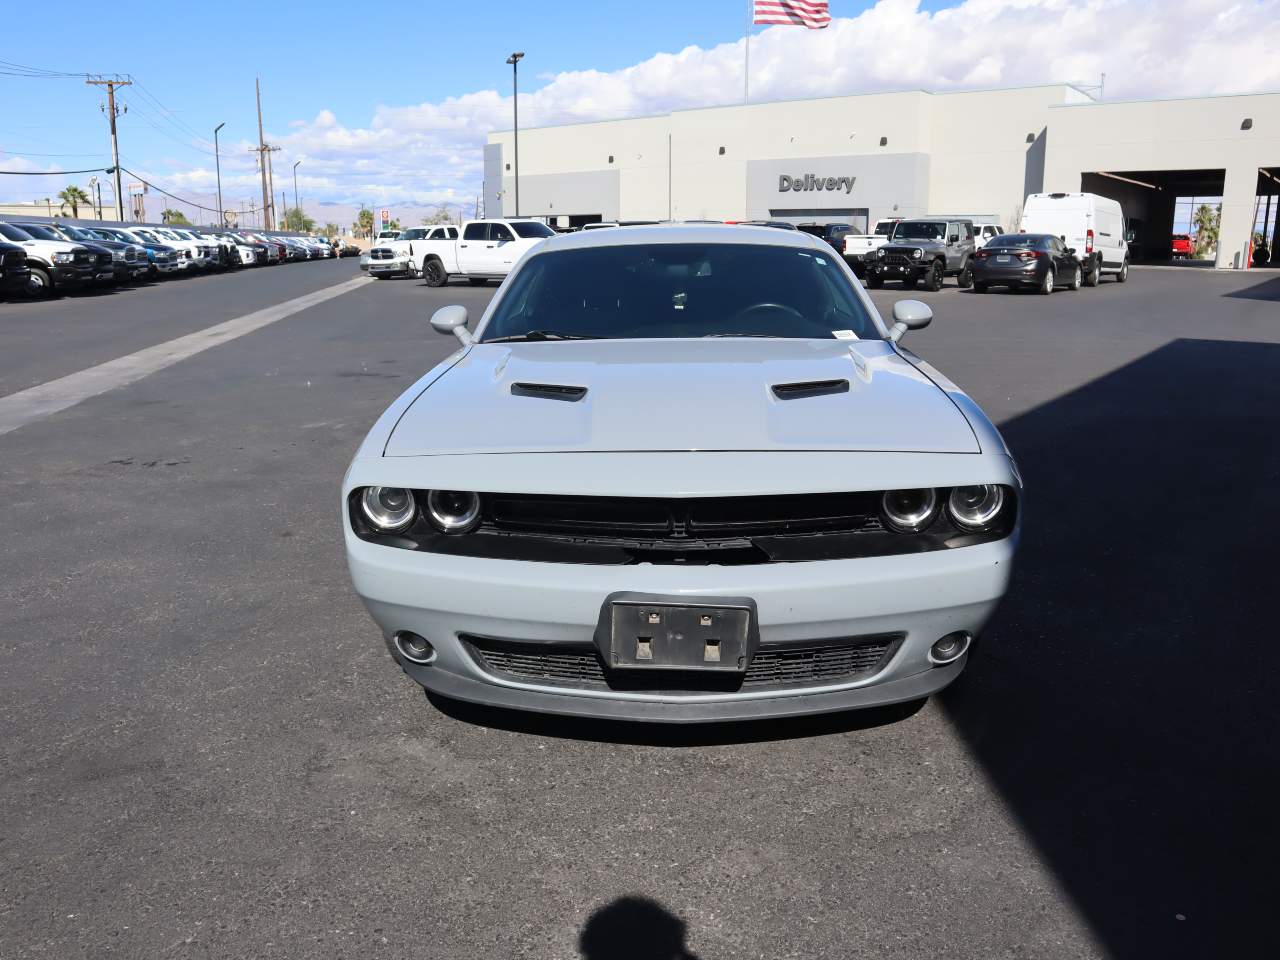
[506,51,524,218]
[214,122,226,228]
[292,160,301,231]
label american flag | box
[753,0,831,29]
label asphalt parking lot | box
[2,260,1277,958]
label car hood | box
[384,339,978,456]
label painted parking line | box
[0,276,370,438]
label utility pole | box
[292,160,301,230]
[86,75,131,221]
[255,78,272,229]
[213,122,226,227]
[266,146,281,228]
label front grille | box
[73,251,93,265]
[370,248,396,260]
[486,492,883,542]
[125,248,139,262]
[96,252,111,267]
[883,253,916,268]
[462,634,900,693]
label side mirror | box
[887,299,932,342]
[430,305,472,346]
[948,235,959,244]
[1124,230,1136,243]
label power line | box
[0,166,108,176]
[0,58,85,78]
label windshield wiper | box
[485,330,601,342]
[704,333,782,338]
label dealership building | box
[485,83,1280,268]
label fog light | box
[393,631,435,664]
[929,631,971,665]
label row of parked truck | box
[0,220,360,300]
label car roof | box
[538,222,828,253]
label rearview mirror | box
[430,305,472,346]
[887,300,932,342]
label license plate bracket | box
[594,592,759,673]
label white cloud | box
[5,0,1279,213]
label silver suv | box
[866,218,976,291]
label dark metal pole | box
[506,52,524,217]
[214,122,225,228]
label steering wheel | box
[729,302,807,326]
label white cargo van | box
[1020,193,1129,285]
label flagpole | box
[743,0,751,104]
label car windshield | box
[135,230,160,242]
[59,226,96,241]
[892,221,946,241]
[874,222,896,236]
[0,222,33,241]
[481,242,879,342]
[17,224,63,241]
[511,221,555,239]
[987,235,1051,250]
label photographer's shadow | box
[579,897,700,960]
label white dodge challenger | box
[343,224,1020,722]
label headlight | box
[361,486,416,532]
[877,248,886,258]
[112,250,124,261]
[880,488,938,532]
[52,251,74,264]
[911,248,923,259]
[947,485,1005,530]
[425,490,481,534]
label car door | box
[458,222,490,273]
[488,222,518,273]
[1049,237,1070,281]
[945,222,964,270]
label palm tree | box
[1192,204,1220,258]
[57,185,91,218]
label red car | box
[1171,233,1193,259]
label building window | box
[1026,133,1036,143]
[608,155,614,163]
[879,136,888,147]
[718,146,725,155]
[505,163,511,171]
[1241,118,1253,130]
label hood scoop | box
[511,382,588,403]
[771,378,850,400]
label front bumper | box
[346,531,1015,721]
[1,268,31,293]
[369,257,411,276]
[868,260,925,281]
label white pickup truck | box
[411,218,556,287]
[842,219,901,275]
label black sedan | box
[971,233,1082,294]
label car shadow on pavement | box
[577,896,700,960]
[426,691,925,748]
[941,337,1279,956]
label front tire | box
[1116,258,1129,283]
[25,266,53,298]
[423,259,448,287]
[923,260,943,292]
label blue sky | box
[2,1,938,177]
[2,0,1277,224]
